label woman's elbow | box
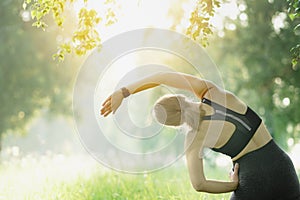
[192,182,207,192]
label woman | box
[100,71,300,199]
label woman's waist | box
[232,123,273,161]
[233,139,289,166]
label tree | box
[287,0,300,66]
[22,0,118,61]
[208,0,300,148]
[0,0,79,145]
[23,0,298,64]
[22,0,223,60]
[15,0,300,149]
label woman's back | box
[199,84,272,161]
[199,83,299,199]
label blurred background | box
[0,0,299,199]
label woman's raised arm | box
[126,71,213,96]
[100,71,214,117]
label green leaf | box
[41,22,48,31]
[31,10,37,19]
[36,11,43,20]
[22,2,27,10]
[289,13,296,21]
[292,58,298,67]
[294,24,300,30]
[32,21,42,28]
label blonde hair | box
[152,94,204,130]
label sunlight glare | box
[73,0,242,39]
[95,51,139,105]
[239,13,248,21]
[289,144,300,170]
[272,12,287,33]
[238,4,247,12]
[20,10,31,22]
[288,138,294,147]
[215,155,231,167]
[73,0,173,41]
[282,97,290,107]
[211,0,240,31]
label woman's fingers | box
[102,96,112,106]
[234,163,239,174]
[229,163,239,183]
[100,97,118,117]
[101,103,113,116]
[101,101,111,112]
[101,91,123,117]
[103,109,112,117]
[232,163,239,182]
[100,98,112,116]
[101,108,109,116]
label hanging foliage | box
[23,0,117,61]
[23,0,220,60]
[186,0,221,47]
[287,0,300,67]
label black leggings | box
[231,140,300,200]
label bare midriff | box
[232,123,273,161]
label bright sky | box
[72,0,241,40]
[71,0,243,80]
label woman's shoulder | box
[203,87,248,114]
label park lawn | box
[38,167,231,200]
[0,156,231,200]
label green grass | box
[40,167,230,200]
[0,156,232,200]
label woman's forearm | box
[101,72,189,116]
[196,179,238,194]
[186,144,239,195]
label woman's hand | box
[229,163,239,187]
[100,90,124,117]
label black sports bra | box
[201,98,262,158]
